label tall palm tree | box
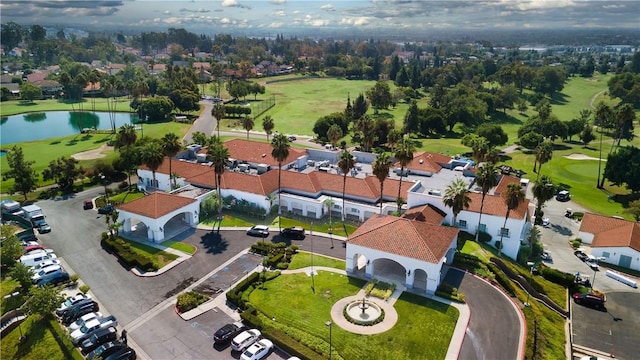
[271,133,290,230]
[532,175,556,224]
[207,136,229,233]
[498,183,525,256]
[161,132,182,190]
[115,124,138,188]
[394,137,415,214]
[327,124,343,150]
[338,149,355,223]
[474,162,499,242]
[140,141,164,189]
[443,177,471,227]
[372,152,392,214]
[534,141,553,177]
[211,104,225,137]
[323,197,335,229]
[262,115,275,142]
[242,116,254,140]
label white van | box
[20,250,57,268]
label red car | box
[24,244,45,253]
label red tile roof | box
[494,175,522,197]
[223,139,306,167]
[466,192,529,219]
[117,192,197,219]
[402,204,446,224]
[348,214,458,263]
[580,213,640,252]
[395,151,452,173]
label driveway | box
[444,268,523,360]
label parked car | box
[231,329,261,352]
[103,346,136,360]
[31,265,62,283]
[69,311,103,331]
[71,316,118,345]
[280,226,305,239]
[20,250,57,268]
[572,292,606,310]
[541,218,550,227]
[574,248,588,261]
[36,271,69,286]
[586,259,599,271]
[246,225,269,238]
[23,244,45,253]
[214,322,247,344]
[32,259,61,271]
[240,338,273,360]
[556,190,570,201]
[81,328,119,355]
[84,199,94,210]
[98,204,115,215]
[540,251,552,261]
[62,301,100,326]
[288,135,297,141]
[56,293,91,316]
[36,222,52,234]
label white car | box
[241,338,273,360]
[231,329,261,352]
[246,225,270,237]
[56,294,91,315]
[542,218,550,227]
[31,264,62,283]
[70,316,117,343]
[32,259,61,270]
[68,312,103,331]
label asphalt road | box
[444,268,522,360]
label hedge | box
[487,263,516,296]
[102,237,158,272]
[539,266,575,289]
[176,291,209,313]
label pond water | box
[1,111,141,145]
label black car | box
[572,292,606,310]
[82,328,119,354]
[98,205,115,215]
[62,301,100,325]
[214,322,247,344]
[36,271,69,287]
[104,346,137,360]
[280,226,305,240]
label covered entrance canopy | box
[116,192,199,243]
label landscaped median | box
[100,233,184,273]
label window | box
[351,208,360,214]
[458,220,467,228]
[602,252,610,258]
[479,224,487,233]
[499,228,510,238]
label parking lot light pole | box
[525,261,535,307]
[101,175,109,204]
[325,321,333,360]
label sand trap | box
[564,153,605,161]
[72,144,112,160]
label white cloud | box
[320,4,334,11]
[501,0,576,11]
[269,22,284,27]
[270,0,286,4]
[339,17,370,26]
[220,17,231,24]
[221,0,238,7]
[163,10,170,15]
[274,10,285,17]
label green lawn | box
[159,240,197,255]
[250,271,458,360]
[108,190,145,204]
[0,315,83,360]
[0,277,22,315]
[275,217,358,237]
[288,252,345,270]
[122,238,180,268]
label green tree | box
[115,124,138,187]
[352,93,369,120]
[403,100,419,134]
[603,146,640,192]
[139,96,174,122]
[25,285,64,320]
[140,141,165,188]
[366,81,392,113]
[211,104,225,137]
[0,226,23,267]
[1,21,23,52]
[443,177,471,227]
[161,133,182,189]
[461,134,490,163]
[394,137,415,214]
[534,141,553,176]
[327,124,343,149]
[338,149,355,224]
[262,115,275,142]
[532,175,556,225]
[2,146,38,201]
[474,163,499,242]
[519,132,544,150]
[241,116,255,140]
[42,157,83,193]
[477,124,508,147]
[624,199,640,221]
[498,183,525,257]
[372,152,392,214]
[271,133,290,230]
[10,262,34,292]
[19,82,42,103]
[580,126,596,148]
[207,137,230,233]
[191,131,208,146]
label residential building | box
[578,213,640,271]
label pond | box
[1,111,142,145]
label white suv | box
[231,329,261,352]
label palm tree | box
[338,149,355,224]
[140,141,164,189]
[207,136,229,233]
[211,104,225,137]
[532,175,556,225]
[242,116,254,140]
[161,132,182,190]
[443,177,471,227]
[498,183,525,256]
[474,162,499,242]
[534,141,553,177]
[323,197,335,230]
[372,152,392,214]
[262,115,275,142]
[394,137,415,214]
[271,133,290,231]
[115,124,138,188]
[327,124,343,149]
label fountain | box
[344,297,384,325]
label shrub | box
[176,291,209,313]
[487,263,516,296]
[539,267,575,288]
[436,283,466,303]
[79,285,91,294]
[342,303,385,326]
[264,270,281,281]
[572,212,584,221]
[478,231,492,243]
[69,274,79,284]
[289,244,299,253]
[276,262,289,270]
[570,239,582,249]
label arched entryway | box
[350,253,368,276]
[412,268,428,292]
[372,258,406,283]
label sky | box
[1,0,639,37]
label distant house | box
[578,213,640,271]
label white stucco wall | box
[591,246,640,272]
[577,231,595,244]
[118,201,199,243]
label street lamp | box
[101,175,109,204]
[525,261,535,307]
[325,321,333,360]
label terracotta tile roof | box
[223,139,306,167]
[465,192,529,219]
[117,192,196,219]
[402,204,446,224]
[494,175,522,197]
[140,157,211,180]
[348,214,459,263]
[395,151,452,173]
[580,213,640,252]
